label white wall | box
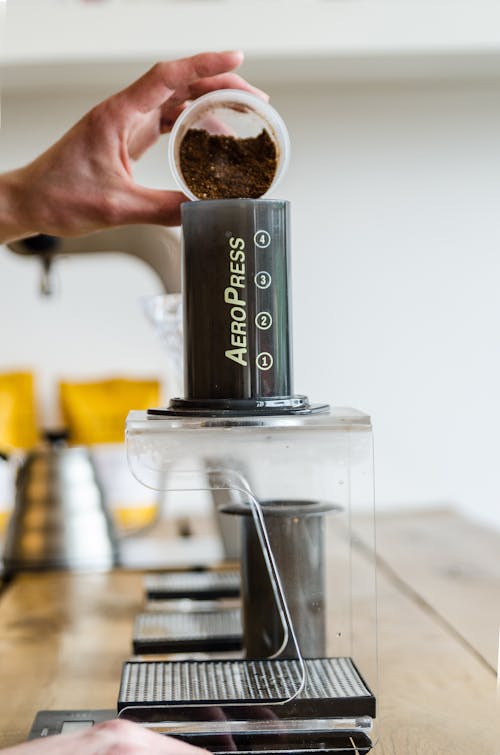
[1,77,500,527]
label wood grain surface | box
[0,571,143,747]
[0,510,499,753]
[356,507,500,670]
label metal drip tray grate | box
[133,609,242,653]
[118,657,375,719]
[145,570,240,600]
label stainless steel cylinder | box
[222,499,334,659]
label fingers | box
[165,72,268,110]
[91,719,209,754]
[117,51,244,114]
[159,71,269,133]
[158,74,269,135]
[163,50,244,88]
[0,719,210,755]
[160,73,269,134]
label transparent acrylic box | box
[123,406,378,753]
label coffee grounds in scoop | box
[179,128,277,200]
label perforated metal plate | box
[145,598,240,613]
[118,657,375,719]
[133,608,242,653]
[145,570,240,600]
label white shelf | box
[2,1,500,92]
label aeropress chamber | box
[151,198,319,417]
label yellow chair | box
[0,372,39,532]
[59,378,160,445]
[59,378,161,531]
[0,372,39,452]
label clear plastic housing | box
[168,89,290,200]
[124,407,378,752]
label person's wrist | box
[0,167,35,243]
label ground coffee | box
[179,128,277,200]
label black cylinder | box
[181,199,293,404]
[222,500,334,659]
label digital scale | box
[29,709,373,754]
[28,710,114,739]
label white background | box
[1,73,500,527]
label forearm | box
[0,168,34,244]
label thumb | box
[121,186,189,227]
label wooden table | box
[0,508,499,753]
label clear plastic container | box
[168,89,290,201]
[123,407,378,752]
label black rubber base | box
[148,395,330,418]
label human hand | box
[1,51,267,242]
[0,718,209,755]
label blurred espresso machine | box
[7,224,181,297]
